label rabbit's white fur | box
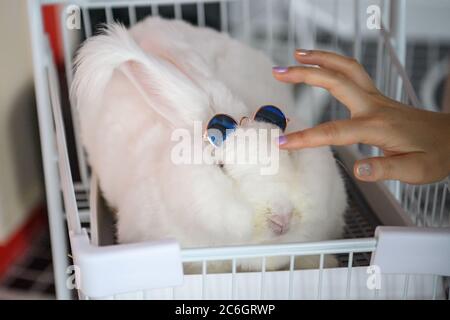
[72,17,347,271]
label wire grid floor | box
[0,230,56,300]
[336,160,380,268]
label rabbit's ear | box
[73,23,212,129]
[119,56,212,128]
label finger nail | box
[278,135,288,145]
[295,49,311,56]
[356,163,372,177]
[273,66,289,73]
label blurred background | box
[0,0,449,299]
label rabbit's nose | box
[267,212,292,235]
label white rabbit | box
[72,17,347,272]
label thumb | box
[354,153,429,184]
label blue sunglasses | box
[205,105,288,147]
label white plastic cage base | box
[78,158,449,300]
[98,268,446,300]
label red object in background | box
[0,206,47,279]
[42,4,63,65]
[0,4,64,281]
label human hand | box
[272,50,450,184]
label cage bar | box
[242,0,250,42]
[288,255,294,299]
[60,6,91,192]
[128,5,137,25]
[402,274,410,299]
[82,7,92,37]
[105,6,113,23]
[317,254,324,299]
[202,260,207,299]
[197,2,205,27]
[260,256,266,300]
[431,183,439,225]
[265,0,273,56]
[231,258,237,299]
[438,183,447,225]
[174,3,182,19]
[346,252,354,299]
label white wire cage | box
[27,0,450,300]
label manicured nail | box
[278,135,287,145]
[357,163,372,177]
[273,66,288,73]
[295,49,311,56]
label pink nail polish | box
[273,66,288,73]
[278,135,287,145]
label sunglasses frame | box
[204,105,289,147]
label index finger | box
[279,118,376,149]
[273,66,372,115]
[294,50,379,94]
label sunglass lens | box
[207,114,238,146]
[254,105,287,131]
